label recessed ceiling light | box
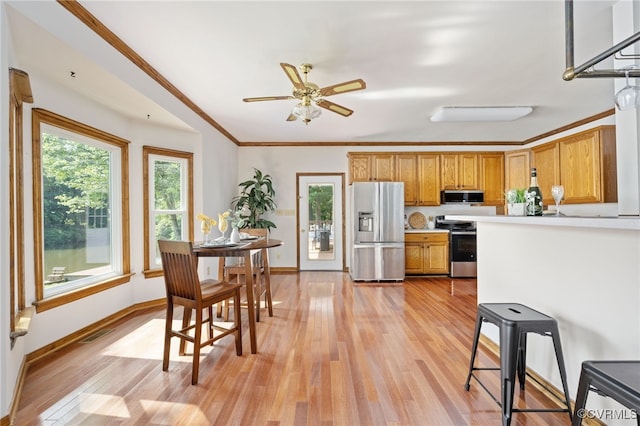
[430,106,533,122]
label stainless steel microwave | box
[440,190,484,204]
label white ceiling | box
[6,0,633,145]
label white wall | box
[1,2,13,417]
[0,4,239,418]
[477,221,640,424]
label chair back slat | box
[158,240,202,302]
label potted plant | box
[506,188,526,216]
[231,168,277,230]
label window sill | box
[34,273,134,313]
[10,306,35,349]
[143,268,163,279]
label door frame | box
[296,172,346,271]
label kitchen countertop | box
[445,214,640,230]
[405,228,449,233]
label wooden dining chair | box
[158,240,242,385]
[222,228,273,322]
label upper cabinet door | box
[371,154,395,181]
[417,154,440,206]
[348,153,397,183]
[440,154,459,189]
[479,153,505,206]
[458,153,479,189]
[440,153,478,189]
[531,142,560,206]
[505,150,530,191]
[395,154,418,205]
[560,131,602,203]
[348,154,371,183]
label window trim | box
[142,146,194,278]
[9,68,34,344]
[31,108,131,312]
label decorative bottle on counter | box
[526,168,543,216]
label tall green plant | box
[231,168,277,230]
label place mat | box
[201,241,241,248]
[408,212,426,229]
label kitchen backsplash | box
[404,202,620,223]
[405,204,497,221]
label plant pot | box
[508,202,526,216]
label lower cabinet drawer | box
[405,233,449,243]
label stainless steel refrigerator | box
[350,182,405,281]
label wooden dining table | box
[192,237,283,354]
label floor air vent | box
[80,329,114,343]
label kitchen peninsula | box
[449,214,640,412]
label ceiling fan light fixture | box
[292,102,322,125]
[431,106,533,122]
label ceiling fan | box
[242,63,366,125]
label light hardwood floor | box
[15,273,572,425]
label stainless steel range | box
[435,216,477,278]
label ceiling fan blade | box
[286,113,297,122]
[243,96,294,102]
[280,63,306,91]
[315,99,354,117]
[319,79,366,97]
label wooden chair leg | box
[263,249,273,317]
[233,290,242,356]
[163,302,174,372]
[191,307,202,385]
[179,307,192,356]
[207,306,214,341]
[255,271,261,323]
[223,270,233,321]
[264,271,273,317]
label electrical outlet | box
[206,266,210,275]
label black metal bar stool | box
[464,303,572,426]
[572,361,640,425]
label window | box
[32,109,131,312]
[143,146,193,277]
[9,68,33,343]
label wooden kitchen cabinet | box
[531,142,560,206]
[504,149,530,192]
[479,153,504,206]
[371,153,395,181]
[348,153,395,183]
[391,153,441,206]
[405,232,449,275]
[522,126,617,205]
[559,126,617,204]
[417,154,441,206]
[348,154,371,183]
[440,153,478,189]
[395,154,418,205]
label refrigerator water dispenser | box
[358,212,373,232]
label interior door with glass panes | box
[297,174,344,271]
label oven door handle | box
[451,231,477,235]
